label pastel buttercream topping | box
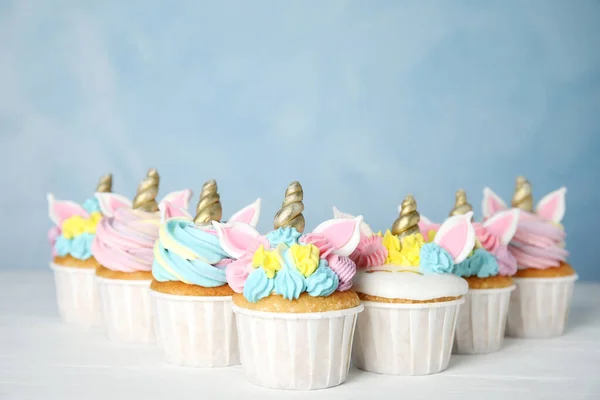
[47,176,113,260]
[381,230,424,267]
[215,208,364,302]
[91,208,161,272]
[152,218,230,287]
[327,254,356,291]
[482,182,568,270]
[242,230,345,302]
[349,235,387,269]
[419,242,455,274]
[51,200,103,261]
[418,202,521,277]
[339,207,476,280]
[350,203,472,301]
[452,248,499,278]
[509,219,568,269]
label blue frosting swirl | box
[420,242,454,274]
[70,233,94,259]
[453,249,499,278]
[152,219,230,287]
[305,259,339,297]
[54,236,71,257]
[266,227,301,248]
[274,249,306,300]
[54,234,94,260]
[82,197,101,214]
[244,268,274,302]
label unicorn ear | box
[212,221,267,259]
[332,206,373,237]
[333,206,354,219]
[418,215,441,237]
[228,199,261,227]
[47,193,89,226]
[95,192,132,218]
[313,216,362,257]
[159,201,192,224]
[483,209,520,244]
[536,187,566,224]
[482,187,508,219]
[161,189,193,209]
[434,212,476,264]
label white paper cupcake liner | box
[96,277,154,344]
[353,298,464,375]
[151,291,239,367]
[50,263,101,327]
[506,274,578,338]
[234,304,363,390]
[453,286,515,354]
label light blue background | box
[1,1,599,280]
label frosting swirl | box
[92,208,160,272]
[326,254,356,291]
[509,217,568,269]
[419,242,454,274]
[474,224,500,253]
[495,244,517,276]
[453,248,499,278]
[349,235,388,269]
[232,227,347,302]
[152,218,230,287]
[300,233,334,258]
[305,260,339,297]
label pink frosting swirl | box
[494,244,517,276]
[509,217,568,269]
[300,233,334,258]
[225,241,263,293]
[326,254,356,291]
[91,208,160,272]
[474,224,500,253]
[48,226,61,256]
[349,235,388,270]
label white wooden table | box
[1,271,599,400]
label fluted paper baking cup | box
[453,286,515,354]
[50,263,101,327]
[506,275,578,338]
[96,277,154,343]
[233,304,363,390]
[353,299,464,375]
[151,291,239,367]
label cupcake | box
[150,179,261,367]
[47,173,116,327]
[419,189,521,354]
[91,168,192,343]
[341,194,475,375]
[214,181,364,390]
[483,176,576,338]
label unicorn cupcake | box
[483,177,577,338]
[150,179,261,367]
[91,168,191,343]
[336,195,474,375]
[47,173,117,327]
[214,181,364,390]
[419,189,521,354]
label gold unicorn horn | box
[392,194,421,238]
[450,189,473,216]
[274,181,305,233]
[193,179,223,225]
[512,176,533,212]
[96,173,113,193]
[132,168,160,212]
